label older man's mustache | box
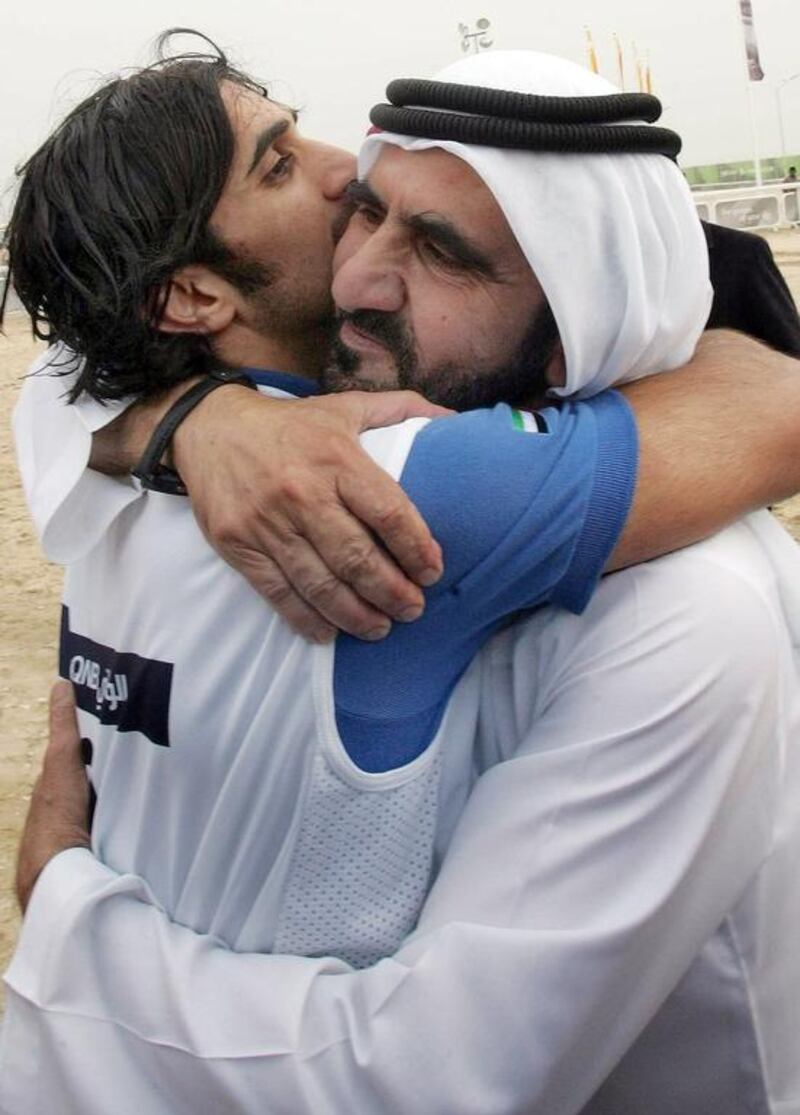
[335,309,416,358]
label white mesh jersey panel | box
[273,751,443,969]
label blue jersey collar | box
[241,367,321,398]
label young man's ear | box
[157,266,237,336]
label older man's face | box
[326,145,559,409]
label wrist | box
[133,372,257,495]
[172,383,280,478]
[89,378,203,475]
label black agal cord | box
[370,78,681,159]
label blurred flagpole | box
[613,33,625,89]
[632,41,644,93]
[584,27,599,74]
[737,0,765,185]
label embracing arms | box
[14,330,800,637]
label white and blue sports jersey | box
[53,369,634,968]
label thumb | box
[45,680,85,775]
[50,677,77,722]
[16,681,91,914]
[334,390,453,432]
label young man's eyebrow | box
[247,118,292,177]
[407,213,498,279]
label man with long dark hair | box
[7,30,445,642]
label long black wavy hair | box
[3,29,272,402]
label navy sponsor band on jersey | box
[59,607,173,747]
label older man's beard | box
[322,303,560,411]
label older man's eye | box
[422,241,459,269]
[354,204,382,228]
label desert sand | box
[2,232,800,995]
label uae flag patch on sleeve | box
[510,408,546,434]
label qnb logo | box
[60,607,173,748]
[68,656,129,713]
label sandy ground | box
[0,316,55,987]
[1,233,800,993]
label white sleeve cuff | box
[5,848,118,1000]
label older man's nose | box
[333,251,405,314]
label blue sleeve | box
[334,391,637,773]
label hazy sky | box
[2,0,799,220]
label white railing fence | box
[692,184,800,230]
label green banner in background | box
[684,156,800,187]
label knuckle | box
[203,512,244,550]
[314,433,355,471]
[303,572,342,607]
[336,541,378,583]
[370,499,408,535]
[276,471,310,506]
[218,542,264,577]
[260,577,296,609]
